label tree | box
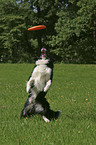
[26,0,66,55]
[50,0,96,63]
[0,0,66,62]
[0,0,33,62]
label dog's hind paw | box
[42,116,50,122]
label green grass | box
[0,63,96,145]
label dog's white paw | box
[44,80,51,92]
[42,116,50,122]
[26,82,30,93]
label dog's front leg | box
[44,80,51,92]
[26,78,34,93]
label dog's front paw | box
[26,82,30,93]
[44,80,51,92]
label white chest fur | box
[26,58,52,99]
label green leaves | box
[0,0,32,62]
[50,0,96,63]
[0,0,96,63]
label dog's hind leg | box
[20,104,35,118]
[20,98,45,119]
[35,94,61,121]
[20,97,35,119]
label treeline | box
[0,0,96,63]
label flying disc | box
[28,25,46,31]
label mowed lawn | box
[0,63,96,145]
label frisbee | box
[28,25,46,31]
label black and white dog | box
[20,48,61,122]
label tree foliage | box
[0,0,34,62]
[0,0,96,63]
[50,0,96,63]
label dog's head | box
[40,48,48,59]
[36,48,54,67]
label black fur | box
[20,53,61,121]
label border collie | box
[20,48,61,122]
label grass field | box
[0,63,96,145]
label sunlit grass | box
[0,63,96,145]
